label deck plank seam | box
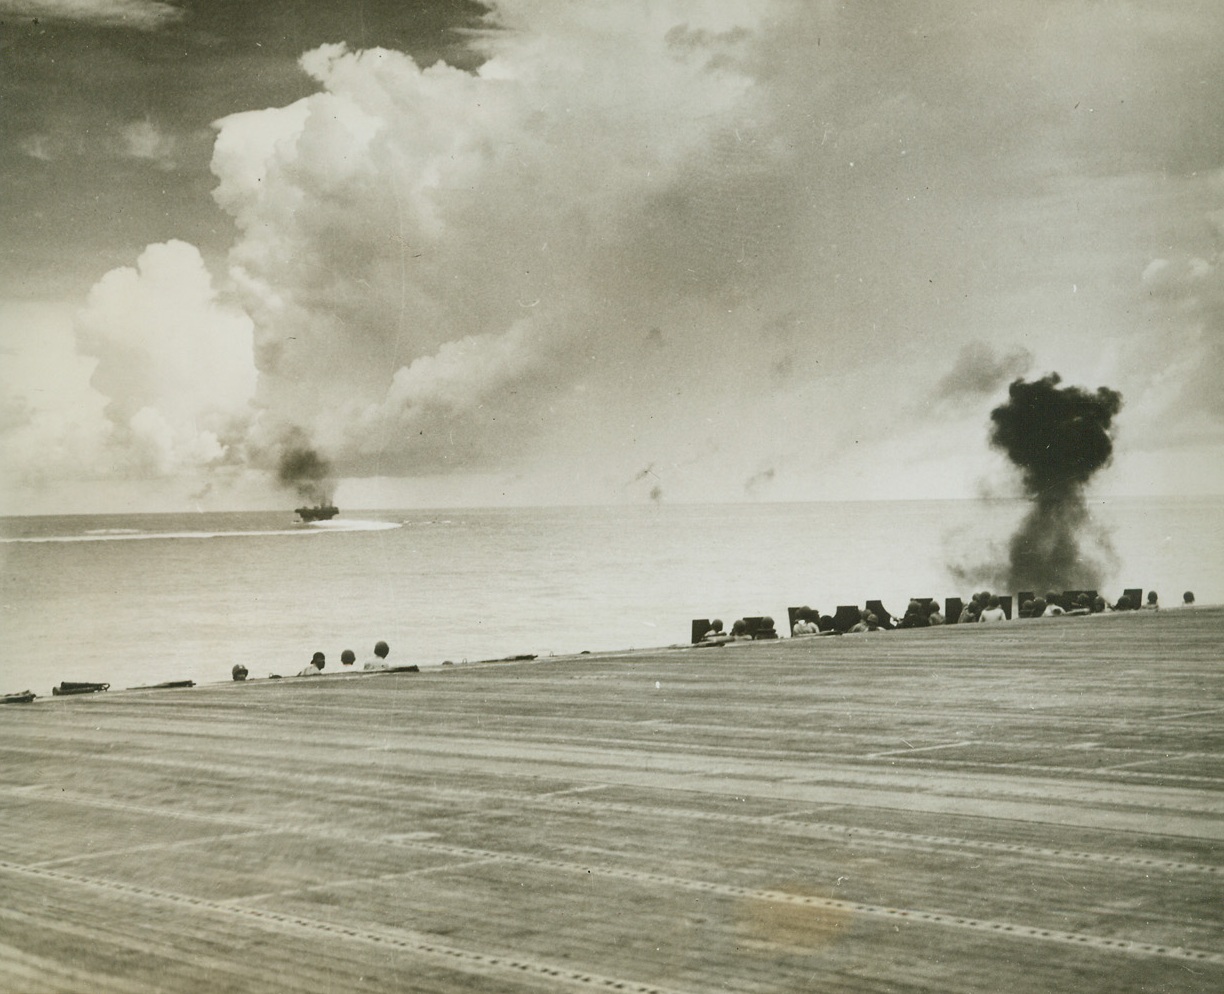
[0,903,320,991]
[25,830,270,869]
[10,738,1222,820]
[223,857,503,907]
[397,790,1224,877]
[0,862,702,994]
[0,933,171,994]
[10,731,1223,793]
[3,856,1220,968]
[376,839,1224,961]
[6,783,1219,878]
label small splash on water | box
[307,519,401,533]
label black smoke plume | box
[277,444,334,505]
[989,373,1122,591]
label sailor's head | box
[341,649,356,665]
[311,651,326,669]
[374,640,389,658]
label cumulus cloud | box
[7,1,803,505]
[0,302,111,492]
[74,239,257,477]
[195,1,1221,502]
[210,2,782,483]
[0,0,183,30]
[9,0,1224,509]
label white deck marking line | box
[868,740,979,758]
[1097,757,1187,772]
[377,786,1224,878]
[6,783,1220,878]
[0,861,700,994]
[5,737,1222,793]
[225,857,500,906]
[381,838,1224,963]
[26,830,267,868]
[1155,707,1224,720]
[3,856,1220,967]
[538,783,616,798]
[847,752,1223,786]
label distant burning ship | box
[295,504,339,522]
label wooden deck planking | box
[1,607,1222,993]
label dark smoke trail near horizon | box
[989,373,1123,592]
[277,445,334,505]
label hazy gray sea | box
[2,497,1220,697]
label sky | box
[2,0,1223,514]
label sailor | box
[297,652,326,676]
[364,641,391,670]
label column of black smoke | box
[277,445,334,505]
[989,373,1122,591]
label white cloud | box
[0,243,257,509]
[209,4,775,483]
[0,0,183,30]
[120,119,178,169]
[13,0,1224,511]
[1124,183,1224,452]
[17,134,55,162]
[0,302,111,503]
[195,1,1224,501]
[0,240,258,511]
[18,121,183,167]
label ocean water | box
[1,497,1220,698]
